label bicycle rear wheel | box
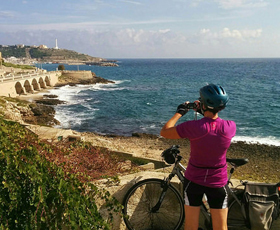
[227,191,248,229]
[123,178,185,230]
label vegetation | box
[29,48,48,59]
[2,60,35,70]
[0,46,26,58]
[58,64,65,71]
[0,45,102,62]
[0,117,124,229]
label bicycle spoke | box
[124,179,184,230]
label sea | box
[36,58,280,146]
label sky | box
[0,0,280,59]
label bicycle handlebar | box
[161,145,180,164]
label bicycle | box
[122,145,280,230]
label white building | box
[54,39,59,49]
[39,45,48,49]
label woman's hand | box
[176,101,191,116]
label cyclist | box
[160,84,236,230]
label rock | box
[43,94,58,99]
[4,102,24,122]
[139,162,155,170]
[118,160,132,171]
[35,99,65,105]
[55,71,114,87]
[132,132,159,139]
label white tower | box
[54,39,59,49]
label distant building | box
[54,39,59,49]
[16,44,25,48]
[39,45,48,49]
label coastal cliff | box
[0,45,118,66]
[55,70,115,87]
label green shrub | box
[0,118,114,229]
[58,64,65,71]
[3,62,35,69]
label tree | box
[58,64,65,71]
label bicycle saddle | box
[226,158,249,167]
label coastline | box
[1,73,279,183]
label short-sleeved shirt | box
[176,117,236,188]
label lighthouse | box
[54,39,59,49]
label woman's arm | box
[160,113,182,139]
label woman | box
[160,84,236,230]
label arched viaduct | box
[0,71,61,97]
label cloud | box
[215,0,268,9]
[0,27,267,58]
[200,27,262,40]
[0,10,15,19]
[189,0,204,7]
[0,18,182,32]
[118,0,142,5]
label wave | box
[48,81,128,104]
[232,136,280,147]
[54,107,98,129]
[49,86,83,102]
[89,83,128,91]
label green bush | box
[0,117,113,229]
[58,64,65,71]
[3,62,35,69]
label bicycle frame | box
[158,154,250,229]
[151,157,186,213]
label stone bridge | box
[0,71,61,97]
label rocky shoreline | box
[1,71,115,126]
[1,71,280,183]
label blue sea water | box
[38,58,280,146]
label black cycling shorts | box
[183,178,228,209]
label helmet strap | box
[200,101,205,115]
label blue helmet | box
[199,84,229,110]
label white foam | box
[54,106,97,129]
[232,136,280,147]
[89,83,127,91]
[48,80,128,102]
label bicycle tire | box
[227,190,248,229]
[123,178,185,230]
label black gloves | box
[176,103,188,116]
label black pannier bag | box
[243,182,279,230]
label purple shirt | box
[176,117,236,188]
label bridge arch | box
[45,75,51,86]
[32,78,40,91]
[38,77,46,89]
[24,80,33,94]
[15,82,25,95]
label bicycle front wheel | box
[123,178,185,230]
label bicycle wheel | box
[227,191,248,229]
[123,178,185,230]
